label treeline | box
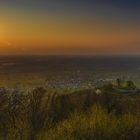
[0,86,140,140]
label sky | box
[0,0,140,55]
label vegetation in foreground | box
[0,80,140,140]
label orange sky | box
[0,1,140,55]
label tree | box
[126,81,136,89]
[116,78,121,88]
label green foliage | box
[114,79,137,90]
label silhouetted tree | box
[116,78,121,88]
[126,81,136,89]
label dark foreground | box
[0,81,140,140]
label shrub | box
[0,86,139,140]
[46,104,140,140]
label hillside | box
[0,81,140,140]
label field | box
[0,56,140,140]
[1,55,140,89]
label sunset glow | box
[0,0,140,55]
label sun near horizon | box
[0,0,140,55]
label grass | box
[46,105,140,140]
[0,85,140,140]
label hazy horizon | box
[0,0,140,55]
